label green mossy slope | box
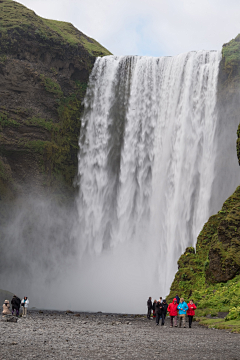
[0,0,111,56]
[167,186,240,302]
[0,0,111,201]
[222,34,240,81]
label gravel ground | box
[0,310,240,359]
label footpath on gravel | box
[0,310,240,360]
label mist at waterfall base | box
[0,197,162,312]
[1,51,240,313]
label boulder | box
[1,315,18,323]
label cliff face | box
[167,35,240,301]
[0,0,111,202]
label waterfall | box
[77,51,221,311]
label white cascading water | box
[76,51,221,312]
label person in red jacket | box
[167,298,178,327]
[187,299,197,328]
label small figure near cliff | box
[155,300,164,325]
[177,298,188,328]
[2,300,11,315]
[175,294,180,304]
[162,299,168,325]
[187,299,197,328]
[147,297,152,319]
[152,299,157,319]
[167,298,178,327]
[11,295,21,317]
[21,296,29,317]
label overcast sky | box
[17,0,240,57]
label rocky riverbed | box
[0,310,240,359]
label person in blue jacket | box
[177,298,188,328]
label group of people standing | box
[147,295,197,328]
[2,295,29,317]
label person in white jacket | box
[21,297,29,317]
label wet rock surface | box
[0,310,239,359]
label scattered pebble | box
[0,310,239,359]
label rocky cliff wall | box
[0,0,111,202]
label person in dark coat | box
[175,294,180,304]
[152,300,157,319]
[155,300,163,325]
[11,295,21,317]
[162,299,168,325]
[147,297,152,319]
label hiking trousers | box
[188,315,193,328]
[12,307,19,316]
[147,307,151,319]
[156,313,162,324]
[170,316,177,327]
[179,314,186,327]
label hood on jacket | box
[173,298,177,303]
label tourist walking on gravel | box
[187,299,197,328]
[162,299,168,326]
[2,300,11,315]
[152,300,157,319]
[147,297,152,319]
[155,300,163,325]
[177,298,188,328]
[21,296,29,317]
[167,298,178,327]
[11,295,21,317]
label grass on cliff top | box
[0,0,111,56]
[222,33,240,74]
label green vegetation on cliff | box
[167,185,240,302]
[0,0,111,56]
[222,34,240,79]
[0,0,111,201]
[167,185,240,332]
[219,33,240,100]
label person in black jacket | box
[155,300,163,325]
[11,295,21,317]
[161,299,168,325]
[152,299,157,319]
[147,297,152,319]
[175,294,180,304]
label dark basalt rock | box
[1,315,18,322]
